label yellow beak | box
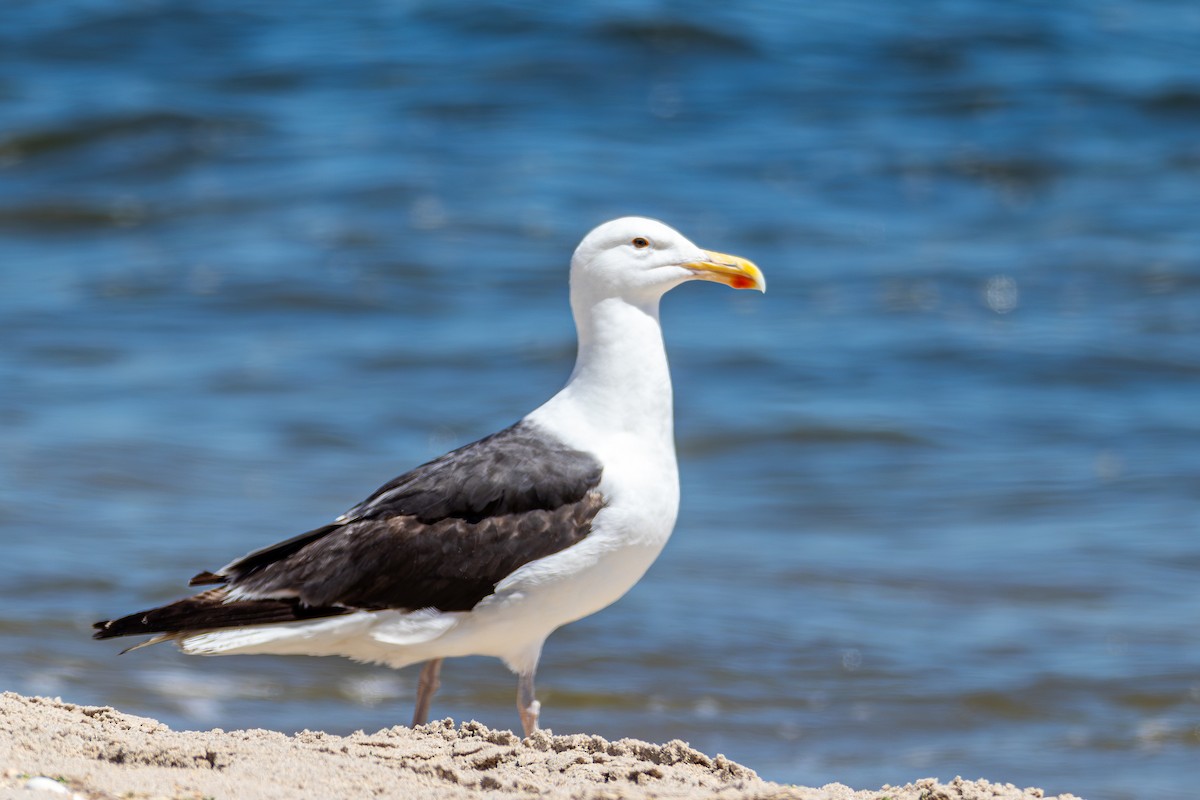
[682,250,767,293]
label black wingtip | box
[92,608,162,639]
[91,593,353,642]
[92,619,119,640]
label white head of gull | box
[94,216,765,737]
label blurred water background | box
[2,2,1198,799]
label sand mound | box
[0,692,1082,800]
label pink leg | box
[411,658,443,727]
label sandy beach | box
[1,692,1084,800]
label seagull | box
[94,216,766,736]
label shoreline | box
[1,692,1083,800]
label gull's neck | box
[529,293,675,450]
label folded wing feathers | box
[92,421,605,644]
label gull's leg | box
[411,658,444,727]
[517,668,541,736]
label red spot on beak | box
[730,275,756,290]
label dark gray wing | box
[336,420,602,525]
[94,422,604,639]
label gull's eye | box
[631,237,650,249]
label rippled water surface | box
[2,3,1198,799]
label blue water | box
[2,3,1198,799]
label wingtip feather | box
[188,570,225,586]
[118,634,175,654]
